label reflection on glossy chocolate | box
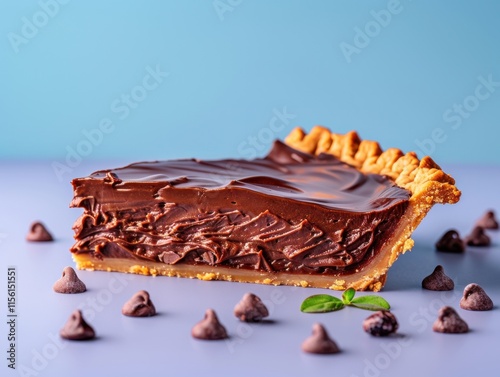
[70,141,410,276]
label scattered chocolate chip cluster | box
[436,209,498,252]
[50,262,159,340]
[27,219,496,355]
[427,210,497,333]
[49,268,345,355]
[420,264,494,333]
[192,293,271,340]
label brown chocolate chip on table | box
[432,306,468,334]
[53,266,86,294]
[362,311,399,337]
[460,283,494,311]
[422,265,454,291]
[122,290,156,317]
[234,293,269,322]
[60,310,96,340]
[465,226,491,247]
[301,323,340,354]
[435,230,465,253]
[26,221,53,242]
[476,210,499,230]
[192,309,228,340]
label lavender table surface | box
[1,160,499,377]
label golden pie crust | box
[284,126,461,290]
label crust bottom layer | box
[73,252,387,291]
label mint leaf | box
[342,288,356,304]
[300,291,391,314]
[349,295,391,311]
[300,294,345,313]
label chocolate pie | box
[69,126,460,291]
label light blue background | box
[1,0,499,167]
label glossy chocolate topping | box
[70,141,410,275]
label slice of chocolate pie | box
[70,127,460,291]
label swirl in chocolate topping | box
[70,141,410,275]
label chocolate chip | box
[122,290,156,317]
[362,311,399,337]
[301,323,340,354]
[459,283,493,311]
[465,226,491,247]
[53,266,86,294]
[476,210,499,230]
[435,230,465,253]
[234,293,269,322]
[60,310,96,340]
[26,221,53,242]
[422,265,454,291]
[432,306,468,334]
[191,309,228,340]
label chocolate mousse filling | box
[70,141,410,278]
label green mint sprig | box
[300,288,390,313]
